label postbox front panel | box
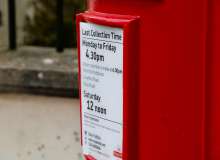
[80,22,123,160]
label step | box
[0,46,79,97]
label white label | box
[80,22,123,160]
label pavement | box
[0,94,82,160]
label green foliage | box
[24,0,86,47]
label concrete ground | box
[0,94,82,160]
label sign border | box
[76,11,140,160]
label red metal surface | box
[86,0,207,160]
[206,0,220,160]
[76,12,140,160]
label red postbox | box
[76,0,220,160]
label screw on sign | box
[85,155,96,160]
[113,150,123,159]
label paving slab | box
[0,94,82,160]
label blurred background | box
[0,0,86,159]
[0,0,85,49]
